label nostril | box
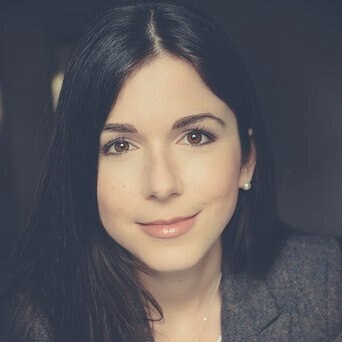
[142,152,183,200]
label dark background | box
[1,0,341,269]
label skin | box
[97,54,255,341]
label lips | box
[137,213,199,239]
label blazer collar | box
[220,270,288,340]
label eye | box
[178,129,216,146]
[102,138,138,156]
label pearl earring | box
[242,182,251,191]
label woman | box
[0,0,340,341]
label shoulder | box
[266,230,341,340]
[268,230,341,288]
[0,291,53,342]
[221,231,341,341]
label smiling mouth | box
[137,213,199,239]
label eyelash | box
[101,127,217,157]
[181,127,217,147]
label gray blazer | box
[221,233,342,342]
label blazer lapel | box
[221,271,290,341]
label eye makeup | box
[100,125,218,157]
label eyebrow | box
[102,113,226,133]
[172,113,226,129]
[102,123,138,133]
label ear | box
[239,129,256,189]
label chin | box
[143,257,199,274]
[137,242,220,275]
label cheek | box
[97,166,135,227]
[187,146,242,197]
[186,145,242,223]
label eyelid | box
[101,137,138,156]
[101,126,217,157]
[176,127,217,145]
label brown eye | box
[177,129,216,146]
[113,141,130,153]
[187,132,203,144]
[102,138,138,156]
[102,138,137,157]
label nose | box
[142,148,183,201]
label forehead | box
[106,54,233,124]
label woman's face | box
[97,54,255,273]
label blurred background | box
[0,0,341,270]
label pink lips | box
[138,213,198,239]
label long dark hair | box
[0,0,289,341]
